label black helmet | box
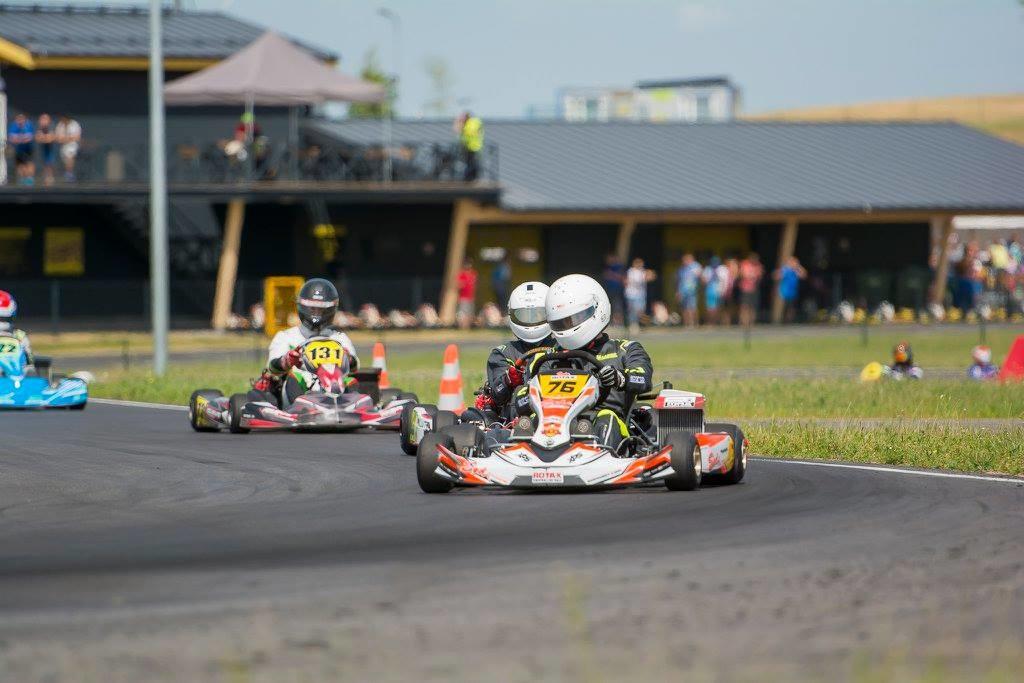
[297,278,339,334]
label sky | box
[59,0,1024,117]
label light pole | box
[376,7,400,184]
[149,0,169,375]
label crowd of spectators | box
[5,112,82,186]
[942,233,1024,318]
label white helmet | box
[545,274,610,350]
[972,345,991,365]
[507,281,550,343]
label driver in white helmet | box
[545,274,653,449]
[250,278,359,407]
[472,281,554,420]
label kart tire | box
[398,392,419,403]
[228,393,250,434]
[379,388,401,406]
[189,389,223,432]
[69,401,87,411]
[399,402,424,456]
[417,432,454,493]
[435,410,457,431]
[704,422,746,485]
[664,431,701,491]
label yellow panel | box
[0,228,32,276]
[661,225,751,308]
[263,276,305,338]
[0,38,35,69]
[464,225,543,305]
[32,55,219,71]
[538,373,587,399]
[44,227,85,277]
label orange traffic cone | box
[372,341,390,388]
[998,335,1024,382]
[437,344,465,414]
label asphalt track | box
[1,403,1023,681]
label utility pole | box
[149,0,169,375]
[377,8,401,184]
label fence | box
[0,139,499,185]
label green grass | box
[751,424,1024,476]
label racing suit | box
[0,323,34,369]
[551,334,653,450]
[255,325,359,407]
[483,336,555,420]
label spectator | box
[454,111,484,181]
[702,256,726,326]
[775,256,807,323]
[55,114,82,182]
[8,113,35,186]
[675,252,703,328]
[456,257,478,329]
[722,257,740,325]
[492,255,511,313]
[737,252,764,327]
[35,114,57,186]
[625,257,656,335]
[602,252,626,326]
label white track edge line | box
[754,457,1023,484]
[90,397,187,411]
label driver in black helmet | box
[250,278,359,407]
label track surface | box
[1,404,1022,681]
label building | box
[559,77,740,123]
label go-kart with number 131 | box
[416,350,746,493]
[188,336,417,433]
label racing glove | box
[283,347,303,369]
[505,362,525,389]
[597,365,625,390]
[475,393,496,411]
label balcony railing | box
[0,139,499,186]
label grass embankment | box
[91,329,1024,475]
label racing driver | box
[0,290,34,368]
[470,281,554,421]
[544,273,653,450]
[251,278,359,407]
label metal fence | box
[0,139,498,185]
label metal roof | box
[308,119,1024,214]
[0,3,336,61]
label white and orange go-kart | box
[416,350,747,493]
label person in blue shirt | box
[675,253,703,328]
[8,113,36,186]
[775,256,807,323]
[967,345,999,381]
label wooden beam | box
[615,217,637,263]
[211,199,246,331]
[770,217,799,324]
[0,37,35,70]
[465,206,951,225]
[929,215,954,307]
[439,199,477,326]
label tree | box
[348,48,393,119]
[422,56,455,118]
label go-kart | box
[0,333,88,409]
[188,336,417,433]
[416,350,746,493]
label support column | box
[929,215,954,306]
[615,216,637,263]
[211,198,246,331]
[439,199,475,326]
[770,216,799,324]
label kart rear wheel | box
[228,393,250,434]
[442,423,485,457]
[417,433,454,493]
[664,431,701,491]
[704,422,746,484]
[435,410,457,431]
[379,388,401,406]
[189,389,222,432]
[69,401,87,411]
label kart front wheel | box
[664,431,701,491]
[399,402,428,456]
[417,433,454,493]
[189,389,223,432]
[704,422,746,485]
[228,393,250,434]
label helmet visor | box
[509,306,546,327]
[549,305,596,332]
[299,297,338,329]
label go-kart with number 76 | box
[417,350,746,492]
[188,336,418,433]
